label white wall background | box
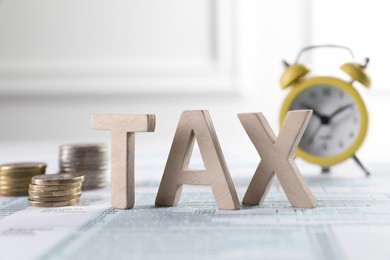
[0,0,388,165]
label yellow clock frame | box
[279,76,368,166]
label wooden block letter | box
[155,110,240,210]
[92,114,155,209]
[238,110,317,208]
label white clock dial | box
[288,84,360,157]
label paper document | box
[1,164,390,260]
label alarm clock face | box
[280,76,368,165]
[288,84,360,157]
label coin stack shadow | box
[59,144,107,190]
[0,163,47,196]
[28,173,84,207]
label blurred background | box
[0,0,388,171]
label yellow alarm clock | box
[279,45,371,175]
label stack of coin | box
[0,162,47,196]
[28,173,84,207]
[59,143,107,190]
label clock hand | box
[300,103,325,119]
[329,103,354,119]
[300,103,330,125]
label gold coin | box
[29,193,81,202]
[31,173,84,186]
[29,183,82,191]
[0,168,46,175]
[0,162,47,172]
[0,179,31,185]
[0,189,28,196]
[0,183,29,189]
[0,192,28,196]
[0,170,46,177]
[0,172,45,179]
[0,185,29,191]
[0,186,28,191]
[0,169,44,175]
[28,198,81,207]
[0,183,31,189]
[29,188,81,197]
[0,174,37,181]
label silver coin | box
[60,167,107,172]
[83,173,106,179]
[83,179,106,186]
[59,161,106,166]
[61,150,106,154]
[82,182,106,190]
[60,143,106,149]
[58,143,107,192]
[59,158,107,162]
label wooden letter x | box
[238,110,317,208]
[92,114,155,209]
[155,110,240,210]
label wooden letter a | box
[155,110,240,210]
[238,110,317,208]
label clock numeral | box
[349,132,355,138]
[322,143,328,150]
[339,141,344,148]
[319,135,332,141]
[309,92,317,99]
[323,87,331,96]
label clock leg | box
[321,166,331,174]
[352,154,370,176]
